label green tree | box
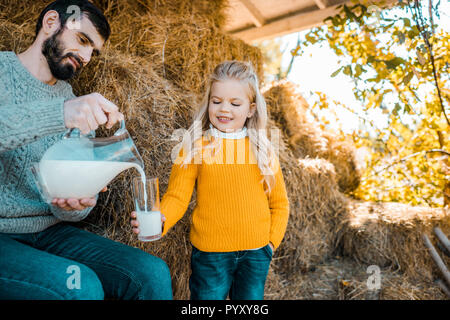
[255,38,286,82]
[287,0,449,207]
[255,33,303,82]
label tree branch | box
[361,149,449,181]
[283,33,301,79]
[407,0,450,126]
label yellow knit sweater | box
[160,135,290,252]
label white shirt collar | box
[209,124,248,139]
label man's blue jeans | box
[0,223,173,300]
[189,244,273,300]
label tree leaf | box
[396,31,406,44]
[404,104,411,114]
[355,64,365,77]
[331,66,343,77]
[305,33,317,44]
[343,65,352,76]
[417,51,426,65]
[367,55,376,64]
[384,57,405,69]
[393,103,402,115]
[402,18,410,27]
[402,72,414,85]
[343,5,357,22]
[331,16,344,27]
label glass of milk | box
[131,177,162,242]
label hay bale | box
[0,0,262,95]
[270,137,349,275]
[264,80,362,194]
[336,266,448,300]
[0,14,197,299]
[0,0,228,28]
[264,260,347,300]
[0,0,47,25]
[99,0,229,29]
[0,1,260,299]
[72,56,349,298]
[265,257,378,300]
[67,49,197,299]
[341,200,450,280]
[379,273,448,300]
[102,3,263,95]
[0,19,34,52]
[3,1,449,301]
[265,257,448,300]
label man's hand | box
[51,197,96,211]
[51,187,107,211]
[63,93,124,134]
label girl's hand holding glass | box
[130,211,166,235]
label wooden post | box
[434,227,450,256]
[435,279,450,298]
[423,234,450,287]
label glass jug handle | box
[114,120,127,136]
[63,128,81,139]
[63,128,95,139]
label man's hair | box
[35,0,111,41]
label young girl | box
[131,61,289,300]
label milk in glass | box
[136,210,162,241]
[132,176,162,242]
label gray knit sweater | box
[0,51,94,233]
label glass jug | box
[31,120,145,203]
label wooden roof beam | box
[231,4,343,43]
[314,0,328,9]
[238,0,266,27]
[230,0,399,43]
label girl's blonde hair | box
[178,61,277,193]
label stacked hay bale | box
[263,80,361,194]
[264,80,450,299]
[0,0,262,299]
[0,0,263,93]
[94,0,263,95]
[271,153,349,275]
[0,0,349,297]
[265,257,448,300]
[340,201,450,280]
[81,0,262,299]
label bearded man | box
[0,0,173,300]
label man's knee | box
[132,254,173,300]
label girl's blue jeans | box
[189,244,273,300]
[0,223,173,300]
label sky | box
[275,1,450,134]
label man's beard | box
[41,29,83,81]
